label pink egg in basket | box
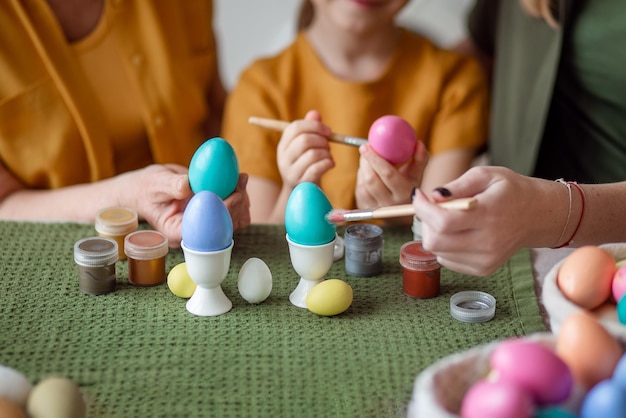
[368,115,417,165]
[612,265,626,303]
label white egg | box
[0,365,33,407]
[237,258,272,304]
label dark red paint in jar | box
[399,241,441,298]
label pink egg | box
[368,115,417,165]
[612,265,626,303]
[489,338,573,405]
[461,378,534,418]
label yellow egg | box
[306,279,353,316]
[0,397,28,418]
[555,311,623,390]
[556,246,615,309]
[27,377,86,418]
[167,262,197,298]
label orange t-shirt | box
[222,29,489,210]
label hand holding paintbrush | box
[325,197,477,224]
[248,116,368,147]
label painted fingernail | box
[433,187,452,197]
[410,187,417,201]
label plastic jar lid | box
[95,207,138,236]
[450,291,496,323]
[74,237,119,266]
[399,241,440,271]
[124,230,169,260]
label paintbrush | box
[325,197,477,223]
[248,116,368,147]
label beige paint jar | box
[95,207,138,261]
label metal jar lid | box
[450,291,496,323]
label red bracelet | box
[553,181,586,249]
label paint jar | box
[344,223,384,277]
[399,241,440,298]
[74,237,119,295]
[124,230,169,286]
[95,207,138,261]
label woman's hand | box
[412,166,561,276]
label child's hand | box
[355,139,428,209]
[276,110,335,190]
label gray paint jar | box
[344,224,384,277]
[74,237,118,295]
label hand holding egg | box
[188,137,239,199]
[368,115,417,165]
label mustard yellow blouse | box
[0,0,219,188]
[222,30,489,210]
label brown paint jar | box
[95,207,138,261]
[399,241,441,298]
[74,237,119,295]
[124,230,169,286]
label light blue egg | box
[182,191,233,251]
[188,137,239,199]
[285,182,336,246]
[580,379,626,418]
[612,352,626,390]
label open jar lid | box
[450,291,496,323]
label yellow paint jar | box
[124,230,169,286]
[95,207,138,261]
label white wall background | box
[214,0,475,90]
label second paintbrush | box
[325,197,477,224]
[248,116,368,147]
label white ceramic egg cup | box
[286,234,336,309]
[182,240,234,317]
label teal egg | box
[188,137,239,199]
[617,295,626,325]
[534,406,576,418]
[285,182,336,246]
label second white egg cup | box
[182,240,234,317]
[286,234,337,308]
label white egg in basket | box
[542,243,626,344]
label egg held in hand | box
[182,190,233,252]
[368,115,417,165]
[188,137,239,199]
[285,182,336,246]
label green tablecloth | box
[0,222,546,417]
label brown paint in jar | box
[124,230,169,286]
[399,241,440,298]
[74,237,119,295]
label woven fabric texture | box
[0,222,546,417]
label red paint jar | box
[399,241,441,298]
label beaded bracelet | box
[552,178,586,249]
